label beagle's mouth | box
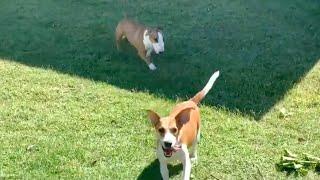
[162,145,181,157]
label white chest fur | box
[143,30,154,57]
[156,144,191,180]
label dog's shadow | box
[137,159,182,180]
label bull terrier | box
[115,18,164,70]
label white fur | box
[159,158,169,180]
[148,63,157,70]
[152,32,164,54]
[146,49,152,57]
[143,30,153,52]
[181,145,192,180]
[162,132,177,148]
[203,71,220,95]
[156,129,199,180]
[157,144,192,180]
[143,30,165,55]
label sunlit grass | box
[0,0,319,179]
[0,60,319,179]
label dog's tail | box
[190,71,220,104]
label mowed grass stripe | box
[0,60,319,179]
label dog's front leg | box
[138,50,156,70]
[181,145,191,180]
[146,48,152,58]
[159,159,169,180]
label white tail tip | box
[203,70,220,95]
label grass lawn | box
[0,0,319,179]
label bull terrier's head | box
[143,28,165,54]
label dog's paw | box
[148,63,157,70]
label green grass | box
[0,0,319,179]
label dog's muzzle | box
[161,144,181,157]
[153,44,164,54]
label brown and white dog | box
[115,18,164,70]
[147,71,220,180]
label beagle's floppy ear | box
[147,110,160,126]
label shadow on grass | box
[137,159,182,180]
[0,0,319,119]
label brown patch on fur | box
[146,29,160,43]
[115,19,160,66]
[148,101,200,147]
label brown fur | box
[148,96,204,147]
[115,19,160,66]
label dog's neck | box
[143,30,154,51]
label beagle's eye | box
[154,37,158,43]
[158,127,165,134]
[170,128,178,134]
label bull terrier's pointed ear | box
[156,26,163,31]
[145,29,151,36]
[147,110,160,126]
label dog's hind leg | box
[115,26,123,50]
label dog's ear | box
[156,26,163,31]
[147,110,160,126]
[145,29,151,36]
[174,106,194,125]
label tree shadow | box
[0,0,319,119]
[137,159,182,180]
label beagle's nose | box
[164,142,172,148]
